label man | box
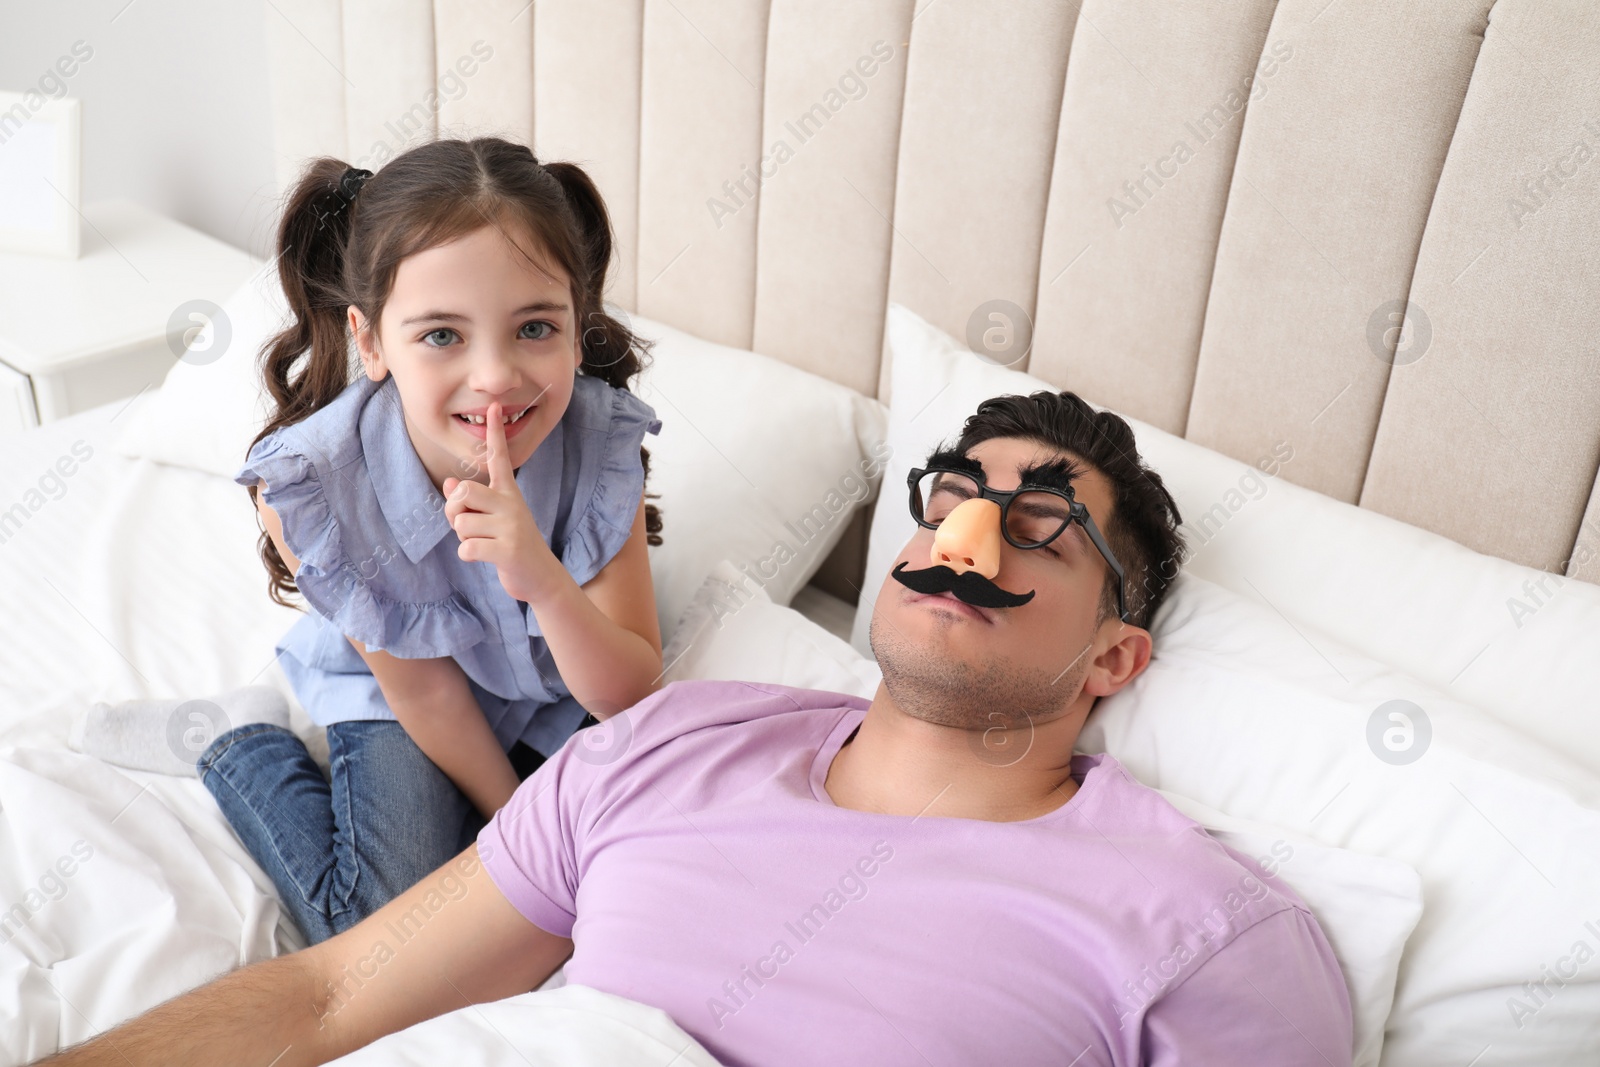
[39,391,1352,1066]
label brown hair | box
[247,137,660,609]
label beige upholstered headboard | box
[262,0,1600,588]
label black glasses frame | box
[907,465,1131,623]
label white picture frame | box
[0,92,82,259]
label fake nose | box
[930,498,1002,579]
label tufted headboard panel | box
[262,0,1600,584]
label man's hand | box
[443,400,566,606]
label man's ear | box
[1082,621,1152,699]
[349,305,386,381]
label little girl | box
[90,137,666,944]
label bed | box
[3,0,1599,1064]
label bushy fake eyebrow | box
[923,447,985,476]
[1018,457,1092,553]
[1017,456,1085,494]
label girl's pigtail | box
[544,160,663,546]
[248,157,366,607]
[540,161,646,390]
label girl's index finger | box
[485,400,515,489]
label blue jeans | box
[198,719,566,945]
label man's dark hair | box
[952,390,1186,629]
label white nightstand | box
[0,199,261,431]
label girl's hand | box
[443,401,566,605]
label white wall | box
[0,0,278,258]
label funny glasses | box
[907,466,1131,623]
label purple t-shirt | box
[478,680,1353,1066]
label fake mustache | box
[891,561,1036,610]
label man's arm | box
[35,843,573,1067]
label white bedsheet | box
[0,743,284,1063]
[0,397,306,734]
[0,401,305,1061]
[325,984,723,1067]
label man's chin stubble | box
[868,611,1082,731]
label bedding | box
[664,560,884,699]
[0,397,306,739]
[1082,573,1600,1063]
[0,693,712,1063]
[323,984,724,1066]
[0,746,286,1064]
[0,400,304,1062]
[110,264,890,639]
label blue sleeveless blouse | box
[234,372,662,756]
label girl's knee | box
[196,722,301,778]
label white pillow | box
[664,560,882,699]
[1080,573,1600,1064]
[665,563,1420,1066]
[628,315,888,635]
[859,302,1600,774]
[112,258,283,479]
[112,262,889,640]
[1151,792,1422,1067]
